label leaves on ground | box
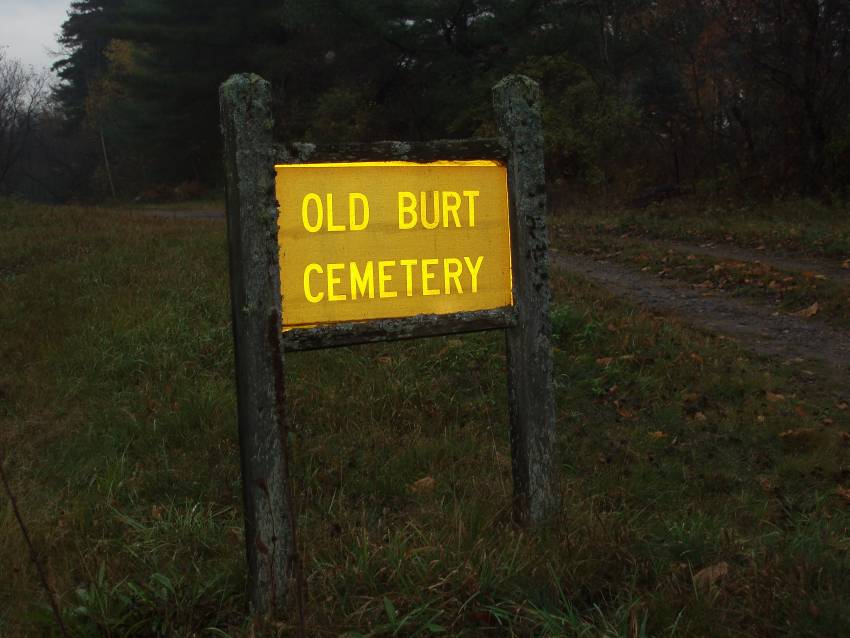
[409,476,436,494]
[792,301,820,318]
[694,561,729,593]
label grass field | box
[554,198,850,329]
[2,198,850,636]
[560,198,850,257]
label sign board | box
[275,161,513,328]
[220,72,555,617]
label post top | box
[492,74,540,102]
[220,73,270,95]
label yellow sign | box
[275,160,512,328]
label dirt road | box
[553,246,850,374]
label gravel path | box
[644,238,850,282]
[118,208,224,220]
[553,249,850,374]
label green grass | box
[559,197,850,258]
[2,198,850,636]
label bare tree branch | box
[0,50,48,190]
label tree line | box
[2,0,849,202]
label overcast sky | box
[0,0,70,72]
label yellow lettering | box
[463,190,479,227]
[398,192,417,229]
[349,193,369,231]
[326,193,345,231]
[441,191,461,227]
[301,193,323,232]
[464,255,483,293]
[443,258,463,294]
[400,259,417,297]
[303,263,324,302]
[350,261,374,299]
[421,191,439,229]
[421,258,440,295]
[326,263,346,300]
[378,260,397,298]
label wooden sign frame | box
[220,73,556,615]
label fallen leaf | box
[694,561,729,592]
[618,406,636,419]
[648,430,667,439]
[766,392,785,402]
[409,476,436,494]
[792,302,819,318]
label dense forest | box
[2,0,850,202]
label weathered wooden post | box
[493,75,557,525]
[219,70,556,616]
[219,74,292,614]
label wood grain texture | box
[220,73,291,615]
[493,75,558,526]
[282,306,517,352]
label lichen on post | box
[493,74,558,525]
[219,73,292,615]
